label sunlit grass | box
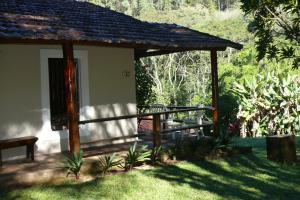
[0,137,299,200]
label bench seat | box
[0,136,38,167]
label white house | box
[0,0,242,161]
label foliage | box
[61,150,84,180]
[98,153,122,175]
[166,136,218,159]
[135,61,155,111]
[218,61,260,126]
[122,142,151,170]
[232,44,258,66]
[165,145,177,160]
[141,52,211,106]
[150,145,163,164]
[233,67,300,136]
[240,0,300,68]
[88,0,240,17]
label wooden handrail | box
[79,106,214,148]
[138,105,210,110]
[160,122,212,134]
[79,106,214,125]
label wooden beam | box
[134,47,227,59]
[152,114,162,147]
[62,42,81,154]
[135,50,184,59]
[211,50,220,137]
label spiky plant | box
[215,131,234,149]
[98,153,121,176]
[150,146,162,164]
[122,142,151,170]
[62,150,84,180]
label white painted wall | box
[0,44,137,160]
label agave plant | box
[98,153,121,176]
[122,142,151,170]
[62,150,84,180]
[150,145,162,164]
[233,68,300,137]
[215,131,234,149]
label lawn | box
[0,138,299,200]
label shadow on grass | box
[147,149,300,200]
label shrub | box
[122,142,151,170]
[166,136,216,160]
[233,68,300,136]
[166,146,177,160]
[98,153,121,176]
[61,150,84,180]
[193,136,217,158]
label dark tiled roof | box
[0,0,242,50]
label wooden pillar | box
[153,114,162,147]
[211,50,220,137]
[62,42,81,154]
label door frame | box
[40,49,90,139]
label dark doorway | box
[48,58,79,131]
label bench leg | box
[0,150,2,167]
[30,145,35,161]
[26,145,30,159]
[26,145,35,161]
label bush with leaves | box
[233,68,300,137]
[98,153,121,176]
[122,142,151,170]
[61,150,84,180]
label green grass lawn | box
[1,138,300,200]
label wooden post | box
[62,42,81,154]
[153,114,162,147]
[211,50,220,137]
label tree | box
[140,52,211,106]
[240,0,300,68]
[135,61,155,111]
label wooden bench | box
[0,136,38,167]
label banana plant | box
[233,68,300,137]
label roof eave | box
[0,37,242,51]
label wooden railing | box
[79,106,214,147]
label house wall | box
[0,44,137,160]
